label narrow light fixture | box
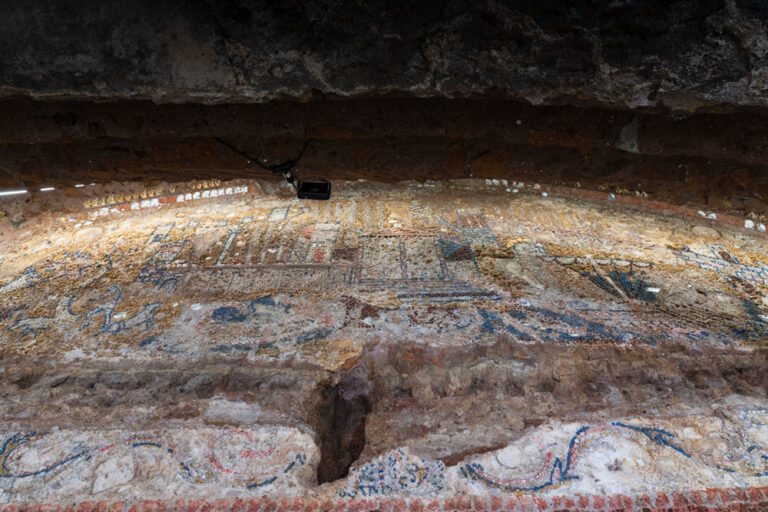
[0,189,28,197]
[40,187,55,192]
[74,184,85,188]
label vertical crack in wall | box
[315,364,372,484]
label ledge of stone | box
[1,0,767,110]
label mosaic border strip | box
[4,487,768,511]
[513,181,766,235]
[84,186,252,219]
[456,179,767,236]
[72,176,767,237]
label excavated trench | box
[314,366,372,484]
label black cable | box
[214,137,315,174]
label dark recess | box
[315,367,372,484]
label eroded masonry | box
[0,172,767,505]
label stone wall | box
[1,0,767,109]
[2,98,768,222]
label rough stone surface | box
[1,0,768,109]
[0,177,767,503]
[3,98,768,223]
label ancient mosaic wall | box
[0,178,766,507]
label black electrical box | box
[297,180,332,200]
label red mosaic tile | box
[260,499,278,512]
[654,493,670,508]
[390,498,408,512]
[408,498,424,512]
[457,497,473,511]
[505,496,520,512]
[592,495,607,510]
[472,497,488,512]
